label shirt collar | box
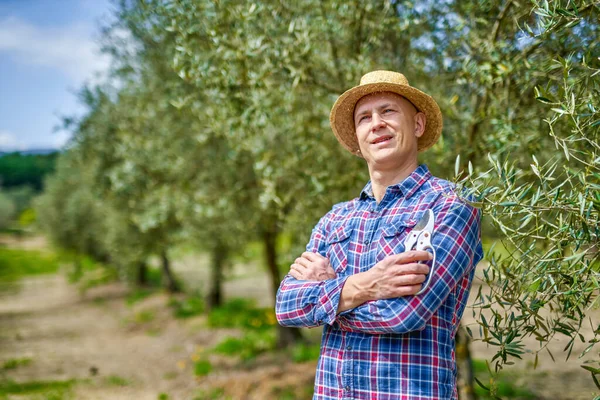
[360,164,432,200]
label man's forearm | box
[337,272,373,313]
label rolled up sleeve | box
[275,208,349,328]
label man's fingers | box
[301,252,327,262]
[396,284,423,296]
[390,273,426,286]
[390,250,432,264]
[295,257,311,268]
[289,269,302,279]
[290,263,306,272]
[392,262,430,275]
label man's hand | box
[363,250,431,299]
[289,252,337,281]
[337,250,431,313]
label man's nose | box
[371,113,386,132]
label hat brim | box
[329,82,443,155]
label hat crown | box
[359,70,409,86]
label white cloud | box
[0,16,111,83]
[51,130,72,149]
[0,130,27,151]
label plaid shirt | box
[276,165,483,399]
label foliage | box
[0,152,58,191]
[18,208,36,228]
[34,151,111,264]
[0,192,15,230]
[452,0,600,380]
[472,359,536,399]
[290,342,322,363]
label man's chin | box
[369,150,404,166]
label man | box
[276,70,483,399]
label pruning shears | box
[403,209,436,295]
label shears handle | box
[414,232,435,295]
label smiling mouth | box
[371,136,393,144]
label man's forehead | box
[354,92,413,114]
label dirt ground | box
[1,236,599,399]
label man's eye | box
[359,115,370,123]
[383,109,394,113]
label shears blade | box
[413,209,434,232]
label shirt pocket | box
[377,218,417,259]
[326,224,353,274]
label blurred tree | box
[35,150,111,270]
[0,190,15,230]
[155,0,441,347]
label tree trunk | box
[262,228,303,348]
[456,325,477,400]
[207,242,226,311]
[160,249,180,293]
[136,260,148,287]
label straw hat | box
[329,70,443,155]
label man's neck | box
[369,162,418,203]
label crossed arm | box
[275,200,482,334]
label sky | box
[0,0,113,152]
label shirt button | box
[364,239,370,246]
[345,386,350,391]
[346,345,352,350]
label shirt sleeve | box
[275,209,349,328]
[336,197,483,334]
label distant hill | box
[0,149,59,157]
[0,151,59,191]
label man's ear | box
[414,112,426,138]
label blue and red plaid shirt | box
[276,165,483,399]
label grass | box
[0,247,59,282]
[207,298,276,331]
[0,378,77,395]
[126,288,156,306]
[193,388,228,400]
[207,299,279,361]
[105,375,130,387]
[271,384,314,400]
[213,330,277,361]
[134,310,156,324]
[168,294,205,319]
[1,357,32,370]
[193,360,212,377]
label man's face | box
[354,92,426,169]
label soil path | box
[0,274,315,399]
